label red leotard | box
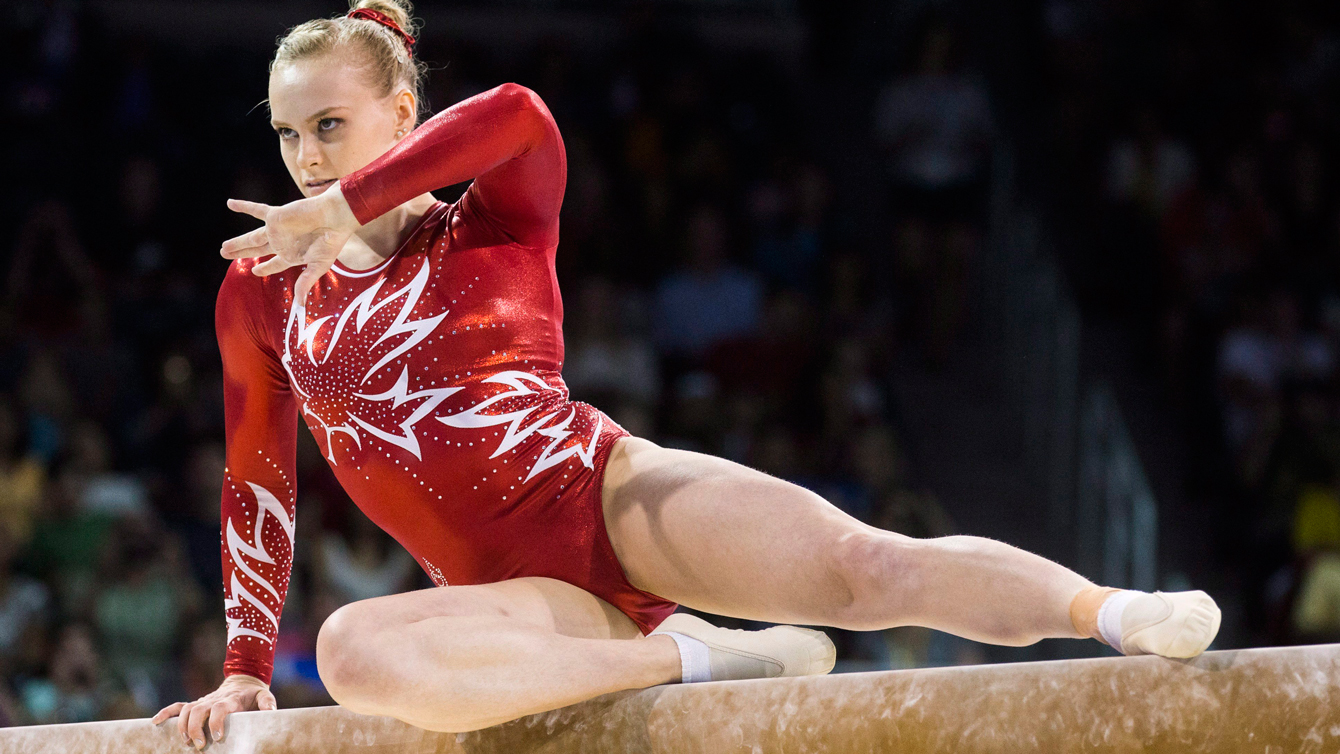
[216,83,678,684]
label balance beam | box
[2,643,1337,753]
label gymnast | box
[151,1,1222,748]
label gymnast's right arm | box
[152,262,297,749]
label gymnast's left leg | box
[314,576,683,733]
[602,437,1220,662]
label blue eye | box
[318,118,340,131]
[275,127,296,139]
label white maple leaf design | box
[279,258,602,475]
[281,260,453,464]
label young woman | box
[153,1,1221,748]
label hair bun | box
[349,0,419,38]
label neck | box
[336,192,438,271]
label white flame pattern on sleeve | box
[223,481,296,647]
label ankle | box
[658,632,713,684]
[1069,586,1123,643]
[642,634,687,686]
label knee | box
[316,603,384,709]
[827,530,927,631]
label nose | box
[296,135,323,171]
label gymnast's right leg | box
[314,576,681,733]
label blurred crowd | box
[1039,0,1340,645]
[0,4,990,726]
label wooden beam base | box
[2,644,1337,753]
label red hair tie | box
[347,8,415,53]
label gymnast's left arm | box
[339,81,566,248]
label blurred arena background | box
[2,0,1339,725]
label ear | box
[392,87,417,135]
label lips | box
[305,178,337,194]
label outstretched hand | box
[221,184,362,306]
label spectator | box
[160,619,226,710]
[819,337,886,443]
[0,522,50,678]
[315,510,418,605]
[652,206,763,360]
[1218,291,1334,487]
[65,421,148,518]
[1292,553,1340,639]
[658,372,724,453]
[6,203,106,348]
[706,289,818,409]
[1225,291,1334,391]
[16,352,74,468]
[174,442,226,594]
[0,396,45,543]
[1104,108,1196,221]
[18,623,108,725]
[563,277,661,409]
[1290,482,1340,640]
[20,475,117,622]
[1157,146,1271,388]
[748,161,833,291]
[93,516,203,708]
[874,22,990,365]
[873,22,994,225]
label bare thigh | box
[333,576,645,642]
[600,436,877,625]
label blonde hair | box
[271,0,428,120]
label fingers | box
[209,700,238,743]
[227,198,273,221]
[252,255,295,278]
[230,242,272,261]
[294,263,332,307]
[151,701,185,725]
[257,688,278,711]
[176,701,194,744]
[221,227,271,259]
[186,700,213,749]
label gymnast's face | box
[268,53,416,198]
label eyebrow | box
[270,106,348,128]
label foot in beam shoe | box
[650,613,836,683]
[1112,590,1222,658]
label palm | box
[285,215,352,270]
[221,188,360,305]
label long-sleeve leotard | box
[216,83,673,686]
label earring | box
[396,129,405,138]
